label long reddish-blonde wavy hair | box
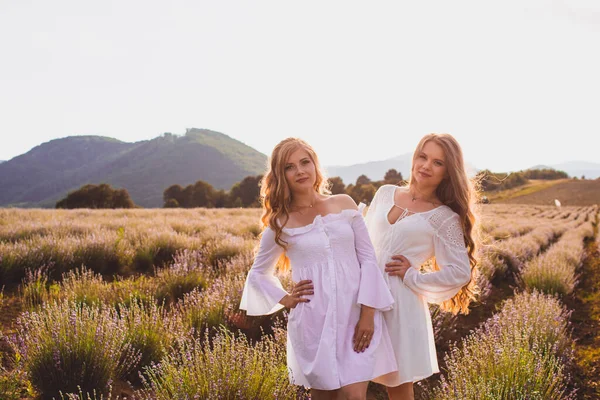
[409,133,480,315]
[259,138,330,270]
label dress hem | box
[372,370,440,388]
[294,369,399,391]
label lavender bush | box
[11,301,139,399]
[430,291,575,400]
[139,327,302,400]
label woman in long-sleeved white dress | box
[368,133,479,399]
[240,137,397,400]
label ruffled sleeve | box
[351,211,395,311]
[402,212,472,303]
[239,227,289,315]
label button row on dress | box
[321,222,331,249]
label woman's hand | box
[385,254,412,280]
[353,306,375,353]
[280,279,313,309]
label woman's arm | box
[239,227,292,315]
[402,213,472,303]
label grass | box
[0,205,598,399]
[485,179,567,202]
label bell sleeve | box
[352,211,395,311]
[239,227,289,315]
[402,213,472,303]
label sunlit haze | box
[1,0,599,172]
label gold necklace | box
[409,189,438,207]
[291,202,314,215]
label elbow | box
[459,265,472,286]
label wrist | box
[280,294,292,308]
[359,305,376,318]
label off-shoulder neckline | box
[281,208,360,235]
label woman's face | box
[412,140,448,188]
[284,148,317,194]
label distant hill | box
[549,161,600,180]
[325,154,479,185]
[0,129,267,208]
[492,179,600,206]
[325,154,413,185]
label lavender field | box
[0,204,598,399]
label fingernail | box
[307,300,310,302]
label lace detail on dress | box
[427,207,467,250]
[427,206,453,229]
[445,218,466,249]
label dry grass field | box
[0,203,598,399]
[490,179,600,206]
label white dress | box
[365,185,472,387]
[240,209,398,390]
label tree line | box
[162,169,405,208]
[477,168,568,192]
[55,168,570,209]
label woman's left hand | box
[353,307,375,353]
[385,254,412,280]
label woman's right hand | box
[280,279,314,309]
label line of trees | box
[163,169,405,208]
[54,168,570,209]
[163,175,263,208]
[56,183,136,209]
[476,168,568,192]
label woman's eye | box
[435,161,443,166]
[419,154,426,159]
[301,159,310,165]
[285,165,293,170]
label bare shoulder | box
[328,194,358,211]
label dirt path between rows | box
[565,219,600,399]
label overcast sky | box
[1,0,599,171]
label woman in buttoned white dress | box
[239,138,397,400]
[368,133,480,400]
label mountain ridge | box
[0,129,266,208]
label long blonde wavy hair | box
[259,138,331,270]
[409,133,480,315]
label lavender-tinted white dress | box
[365,185,472,387]
[240,209,397,390]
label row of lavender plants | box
[429,291,576,399]
[430,206,583,346]
[0,205,596,399]
[1,247,300,399]
[0,208,261,285]
[429,205,598,398]
[520,219,594,296]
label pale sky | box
[1,0,599,172]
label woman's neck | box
[290,189,319,208]
[409,183,438,202]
